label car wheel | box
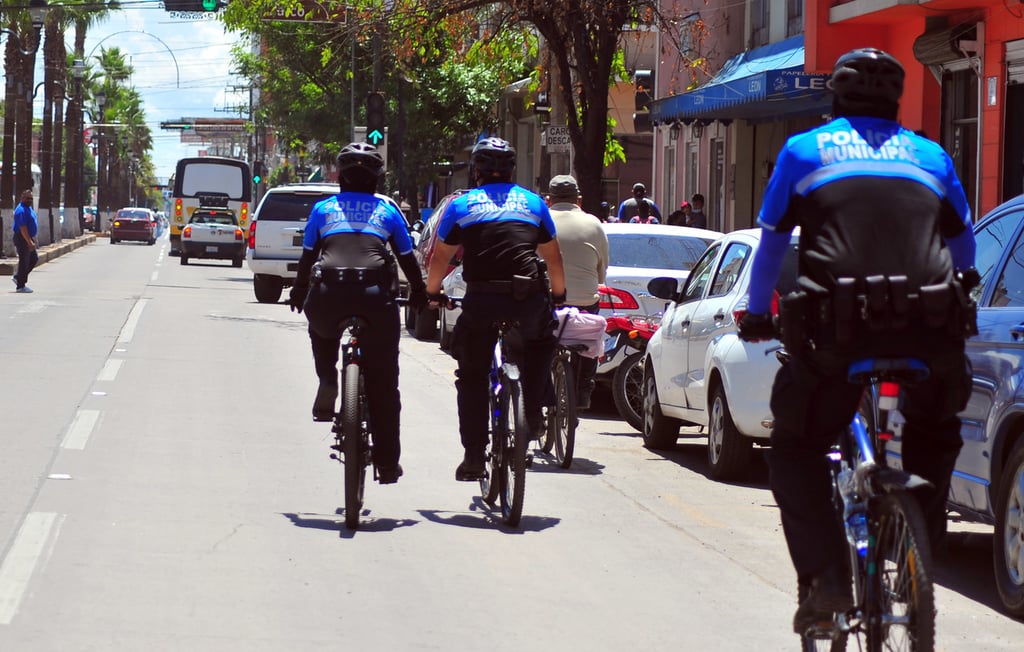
[439,305,453,351]
[642,363,681,450]
[994,438,1024,617]
[180,255,189,265]
[253,274,284,304]
[404,302,417,331]
[414,306,438,340]
[707,383,754,481]
[612,352,645,432]
[148,239,156,245]
[109,237,117,244]
[232,257,243,268]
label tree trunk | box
[1,35,18,256]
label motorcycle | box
[597,314,659,431]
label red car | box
[110,207,157,245]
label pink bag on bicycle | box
[553,307,607,359]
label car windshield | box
[608,233,714,271]
[257,190,336,221]
[117,210,150,220]
[191,213,236,225]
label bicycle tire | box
[480,384,503,505]
[867,492,935,651]
[550,354,577,468]
[342,362,365,530]
[500,376,528,526]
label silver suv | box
[246,183,339,303]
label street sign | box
[262,0,347,24]
[545,125,571,153]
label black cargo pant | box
[768,334,970,583]
[13,231,38,289]
[451,290,557,459]
[303,281,402,469]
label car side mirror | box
[411,220,424,233]
[647,277,679,301]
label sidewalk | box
[0,232,100,276]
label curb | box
[0,233,99,275]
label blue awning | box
[650,36,831,124]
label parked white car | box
[642,228,801,480]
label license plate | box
[206,246,218,253]
[292,235,303,247]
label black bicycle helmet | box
[337,142,385,179]
[470,137,516,179]
[829,48,905,106]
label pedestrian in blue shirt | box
[12,189,39,293]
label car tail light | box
[878,381,900,411]
[183,225,192,238]
[247,221,257,249]
[598,285,639,311]
[234,228,243,241]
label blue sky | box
[35,3,248,181]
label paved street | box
[0,238,1021,650]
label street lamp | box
[94,89,107,232]
[0,0,49,56]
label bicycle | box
[790,351,936,652]
[540,340,585,468]
[326,298,409,531]
[448,297,531,527]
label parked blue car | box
[943,193,1024,617]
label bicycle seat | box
[846,357,930,385]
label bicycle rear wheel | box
[342,362,366,530]
[480,385,503,505]
[499,376,528,526]
[550,354,577,468]
[867,492,935,651]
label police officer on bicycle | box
[425,137,567,481]
[289,142,428,485]
[737,49,978,633]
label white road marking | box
[116,298,148,344]
[96,359,123,382]
[62,410,100,450]
[150,270,159,282]
[0,512,65,625]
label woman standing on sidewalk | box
[12,188,38,293]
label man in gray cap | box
[546,174,609,409]
[616,182,662,223]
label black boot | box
[793,564,854,634]
[312,382,338,421]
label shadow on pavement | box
[282,511,418,537]
[931,526,1006,614]
[528,451,605,476]
[634,439,772,489]
[418,497,560,533]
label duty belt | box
[316,266,391,286]
[466,278,547,294]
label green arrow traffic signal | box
[367,129,383,145]
[202,0,217,8]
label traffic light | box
[365,92,386,145]
[164,0,225,12]
[252,161,265,185]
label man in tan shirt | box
[546,175,609,409]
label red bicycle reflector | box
[878,431,895,441]
[732,308,747,324]
[879,381,900,410]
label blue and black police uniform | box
[746,116,976,581]
[299,192,419,471]
[437,182,558,461]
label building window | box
[786,0,803,38]
[750,0,769,48]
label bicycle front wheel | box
[550,354,577,468]
[867,492,935,651]
[480,385,503,505]
[342,362,366,530]
[499,376,528,527]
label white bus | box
[170,156,252,255]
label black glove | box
[407,286,428,312]
[737,312,774,342]
[289,284,309,313]
[957,267,981,293]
